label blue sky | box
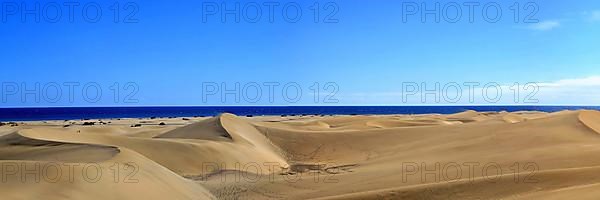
[1,0,600,107]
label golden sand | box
[2,110,600,199]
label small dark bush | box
[82,122,95,126]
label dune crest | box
[17,115,289,177]
[0,131,119,162]
[365,118,449,128]
[502,113,526,123]
[158,113,289,170]
[578,110,600,134]
[157,115,232,141]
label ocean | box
[0,106,599,121]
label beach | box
[2,110,600,199]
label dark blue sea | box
[1,106,599,121]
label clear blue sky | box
[1,0,600,107]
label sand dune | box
[158,115,232,141]
[0,130,215,200]
[579,110,600,134]
[2,110,600,199]
[502,113,527,123]
[0,131,118,162]
[365,118,451,128]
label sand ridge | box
[578,110,600,134]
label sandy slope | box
[2,110,600,199]
[0,131,215,200]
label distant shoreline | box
[0,105,599,122]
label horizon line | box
[2,104,600,109]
